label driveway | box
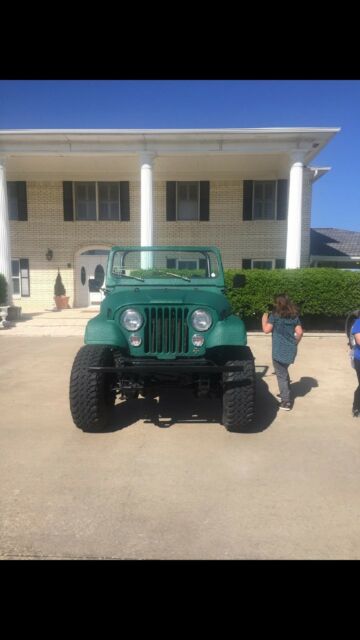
[0,332,359,559]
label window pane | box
[178,260,197,270]
[253,202,263,219]
[12,278,20,294]
[109,184,118,200]
[178,183,187,200]
[264,200,275,219]
[177,181,199,220]
[77,202,88,220]
[265,182,275,199]
[254,183,264,200]
[75,182,96,220]
[98,182,119,221]
[188,183,198,200]
[87,199,96,219]
[253,181,275,220]
[252,261,273,270]
[94,264,105,287]
[110,202,119,218]
[99,202,109,219]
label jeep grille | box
[144,307,189,354]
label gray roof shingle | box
[310,228,360,257]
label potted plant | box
[54,269,70,310]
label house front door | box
[76,251,109,307]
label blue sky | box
[0,80,359,231]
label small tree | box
[0,273,7,305]
[54,269,66,296]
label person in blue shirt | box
[351,313,360,417]
[262,294,303,411]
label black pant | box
[354,358,360,412]
[273,359,291,402]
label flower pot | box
[54,295,70,310]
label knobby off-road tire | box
[222,359,256,432]
[69,345,116,432]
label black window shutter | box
[120,182,130,221]
[242,259,252,270]
[243,181,253,220]
[17,182,28,221]
[63,182,74,221]
[275,258,286,269]
[166,182,177,221]
[199,181,210,221]
[166,258,176,269]
[276,179,288,220]
[19,258,30,296]
[199,258,207,270]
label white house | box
[0,127,339,309]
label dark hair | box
[273,293,299,319]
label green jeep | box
[69,246,256,432]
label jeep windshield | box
[110,248,221,284]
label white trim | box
[311,255,360,262]
[308,167,331,182]
[0,128,340,165]
[286,160,304,268]
[0,159,13,303]
[0,127,341,135]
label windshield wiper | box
[111,273,145,282]
[164,272,191,282]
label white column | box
[139,152,155,269]
[0,158,13,304]
[285,152,305,269]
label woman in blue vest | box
[351,313,360,417]
[262,294,303,411]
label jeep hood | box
[101,287,232,316]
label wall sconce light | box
[46,248,53,261]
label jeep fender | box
[206,315,247,349]
[84,315,128,348]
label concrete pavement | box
[0,329,359,559]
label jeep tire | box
[222,359,256,432]
[69,345,116,432]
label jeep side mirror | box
[232,274,246,288]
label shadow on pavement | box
[290,376,319,405]
[105,364,280,434]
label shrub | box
[54,269,66,296]
[225,268,360,320]
[0,273,7,305]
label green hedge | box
[224,268,360,319]
[0,273,7,305]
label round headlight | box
[191,309,212,332]
[120,308,143,331]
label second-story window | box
[243,179,288,221]
[63,181,130,222]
